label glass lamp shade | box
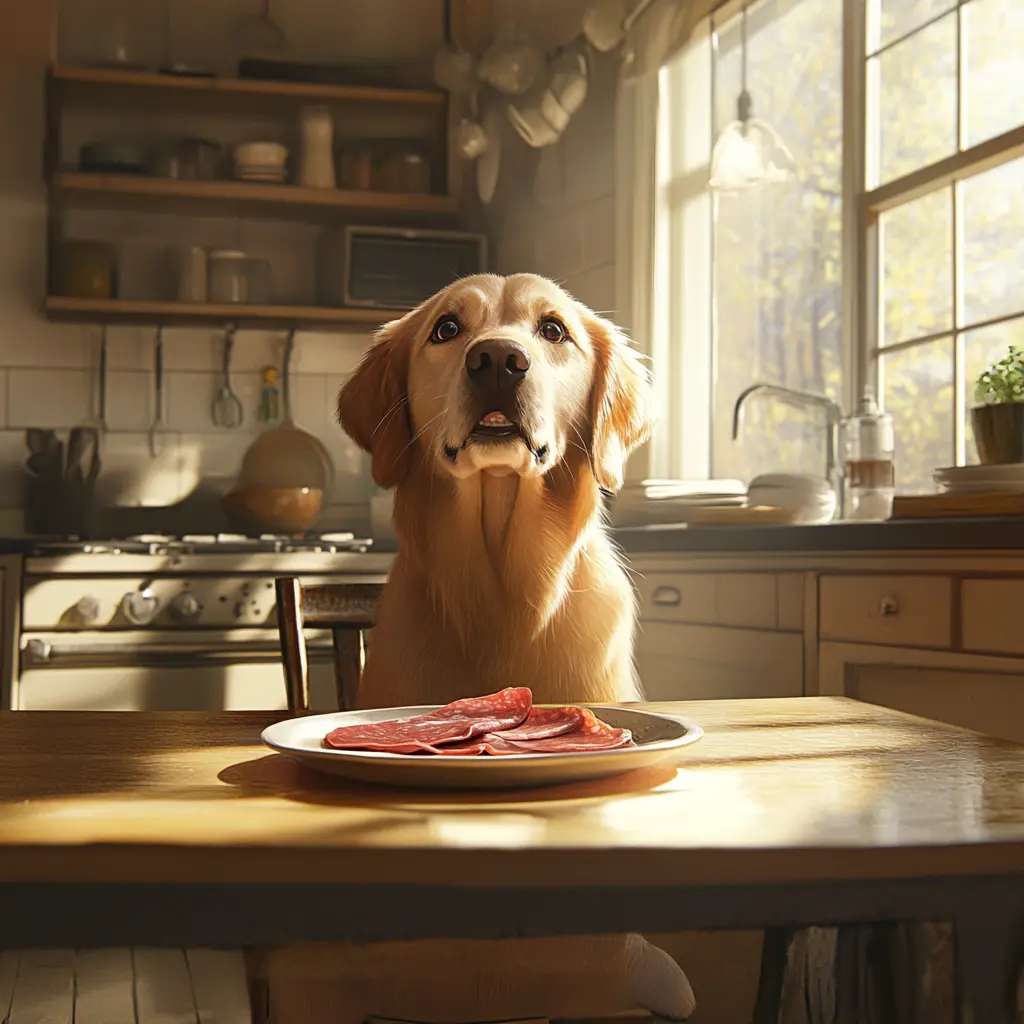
[709,115,796,192]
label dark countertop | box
[615,516,1024,553]
[1,517,1022,559]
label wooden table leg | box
[752,926,793,1024]
[954,908,1022,1024]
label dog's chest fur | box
[356,468,641,709]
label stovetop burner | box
[29,532,374,557]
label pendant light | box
[709,4,795,192]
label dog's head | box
[337,273,653,491]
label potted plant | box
[972,345,1024,464]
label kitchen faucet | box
[732,383,844,504]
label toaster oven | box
[317,225,488,310]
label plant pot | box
[971,403,1024,464]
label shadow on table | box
[217,753,679,807]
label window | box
[654,0,1024,493]
[657,0,844,483]
[865,0,1024,492]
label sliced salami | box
[322,687,532,753]
[437,707,632,756]
[498,708,632,753]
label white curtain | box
[614,69,666,483]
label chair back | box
[274,577,383,713]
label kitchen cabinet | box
[818,641,1024,744]
[633,567,807,700]
[629,551,1024,743]
[636,621,804,700]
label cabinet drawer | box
[636,572,781,628]
[962,579,1024,655]
[819,575,952,648]
[635,573,716,624]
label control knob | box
[75,596,101,625]
[170,592,202,623]
[121,588,160,626]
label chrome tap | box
[732,383,843,500]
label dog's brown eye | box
[539,317,566,343]
[431,316,461,344]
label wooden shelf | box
[50,64,446,109]
[44,296,405,329]
[52,172,457,219]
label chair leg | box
[276,577,309,713]
[752,926,793,1024]
[332,628,363,711]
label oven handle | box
[21,638,337,669]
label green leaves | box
[975,345,1024,405]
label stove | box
[28,531,374,557]
[13,532,390,712]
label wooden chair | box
[274,577,383,713]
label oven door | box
[16,629,342,711]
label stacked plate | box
[610,479,748,527]
[233,142,288,184]
[933,463,1024,494]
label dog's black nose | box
[465,339,530,390]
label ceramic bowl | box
[233,141,288,170]
[222,485,323,536]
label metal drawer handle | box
[879,595,899,617]
[651,586,682,607]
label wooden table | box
[1,697,1023,1020]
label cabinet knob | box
[879,595,899,617]
[651,586,682,607]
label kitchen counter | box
[615,516,1024,553]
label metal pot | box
[971,404,1024,464]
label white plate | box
[935,463,1024,481]
[262,705,703,789]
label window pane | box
[871,11,956,186]
[710,0,843,481]
[880,341,954,491]
[874,0,955,51]
[963,0,1024,149]
[963,315,1024,464]
[881,188,952,345]
[962,157,1024,326]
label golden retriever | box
[337,272,653,710]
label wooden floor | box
[0,949,251,1024]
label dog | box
[337,273,654,710]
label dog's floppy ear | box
[584,310,654,493]
[337,308,422,489]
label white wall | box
[489,0,619,321]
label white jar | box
[208,250,249,304]
[298,105,336,189]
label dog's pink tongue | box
[479,411,514,427]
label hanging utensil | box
[212,324,244,429]
[96,325,109,433]
[148,326,166,457]
[235,0,288,57]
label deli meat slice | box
[322,686,531,753]
[439,707,632,756]
[436,706,585,756]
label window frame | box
[847,0,1024,467]
[652,0,1024,482]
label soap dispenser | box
[842,394,895,520]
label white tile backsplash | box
[8,369,92,428]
